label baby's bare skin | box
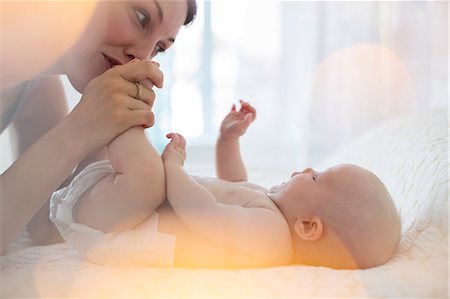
[71,101,400,269]
[156,175,292,268]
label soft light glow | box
[309,43,417,161]
[170,80,204,137]
[1,1,97,88]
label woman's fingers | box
[71,60,164,154]
[127,97,152,112]
[117,60,164,88]
[127,82,156,108]
[128,110,155,128]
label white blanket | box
[1,109,447,298]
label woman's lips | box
[102,53,122,70]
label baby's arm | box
[216,100,255,182]
[76,126,165,232]
[163,133,285,262]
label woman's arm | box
[0,60,163,253]
[7,76,108,244]
[1,103,89,253]
[4,76,108,247]
[9,77,107,181]
[8,76,70,245]
[75,126,165,233]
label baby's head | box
[268,163,401,269]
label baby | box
[51,101,401,269]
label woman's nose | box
[124,39,157,61]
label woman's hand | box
[65,59,163,156]
[162,132,186,167]
[220,100,256,140]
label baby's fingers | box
[244,113,254,124]
[239,99,256,116]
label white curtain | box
[4,1,446,174]
[157,0,448,173]
[277,1,448,166]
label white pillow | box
[321,109,448,258]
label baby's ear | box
[294,217,323,241]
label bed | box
[1,109,447,298]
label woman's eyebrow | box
[153,0,163,23]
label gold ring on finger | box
[134,82,142,100]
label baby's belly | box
[156,202,265,268]
[191,175,271,208]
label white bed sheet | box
[1,109,447,298]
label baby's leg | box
[76,127,165,233]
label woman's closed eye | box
[150,43,167,58]
[155,44,167,54]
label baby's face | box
[267,164,372,221]
[268,163,400,268]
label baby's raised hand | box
[220,100,256,139]
[162,133,187,166]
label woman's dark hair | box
[184,0,197,25]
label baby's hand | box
[220,100,256,139]
[162,133,186,166]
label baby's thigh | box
[75,173,159,233]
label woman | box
[0,0,197,253]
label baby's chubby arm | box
[76,126,165,232]
[163,133,287,261]
[216,100,256,182]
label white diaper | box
[50,160,176,267]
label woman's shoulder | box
[0,80,35,132]
[1,76,69,134]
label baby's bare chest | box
[192,175,275,209]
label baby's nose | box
[302,167,314,174]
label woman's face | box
[61,0,188,92]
